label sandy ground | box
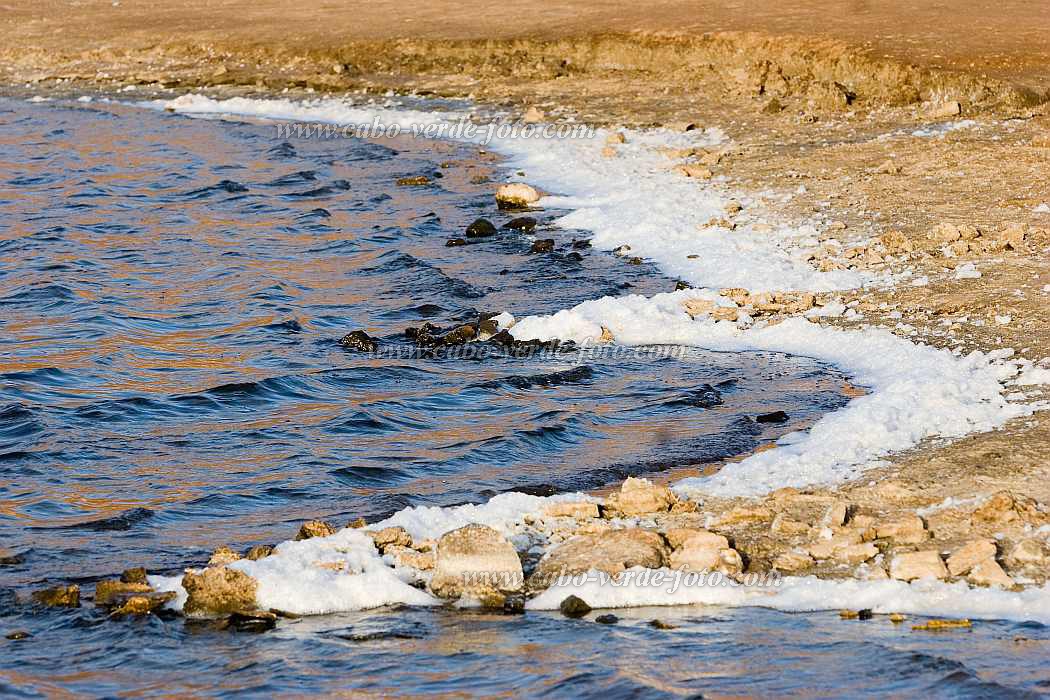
[4,1,1050,585]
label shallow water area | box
[1,94,1047,697]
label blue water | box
[0,95,1046,697]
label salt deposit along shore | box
[24,94,1036,628]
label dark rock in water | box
[627,257,643,265]
[442,324,477,345]
[111,591,177,616]
[503,594,526,615]
[32,584,79,608]
[649,619,676,630]
[465,218,498,238]
[858,608,874,620]
[566,252,584,262]
[5,631,31,640]
[595,614,619,625]
[227,610,278,633]
[245,544,274,561]
[0,551,23,567]
[396,175,430,186]
[499,269,510,275]
[675,281,691,291]
[559,595,592,618]
[503,216,537,232]
[339,330,379,352]
[571,239,592,249]
[445,237,468,247]
[120,567,148,585]
[756,410,790,424]
[406,322,441,346]
[530,239,555,254]
[95,579,153,607]
[407,322,477,347]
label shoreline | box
[7,9,1050,622]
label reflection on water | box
[3,97,1042,697]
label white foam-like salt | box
[143,93,1050,622]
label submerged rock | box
[595,614,619,625]
[339,330,379,352]
[182,567,258,618]
[465,218,498,238]
[445,237,468,247]
[502,216,537,232]
[530,238,555,254]
[430,524,523,604]
[756,410,789,424]
[32,584,80,608]
[559,595,592,618]
[396,175,430,186]
[111,591,177,616]
[95,579,153,607]
[226,609,278,633]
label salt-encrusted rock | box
[601,145,618,158]
[605,131,626,145]
[1009,539,1046,565]
[386,544,435,571]
[610,477,675,516]
[296,520,336,541]
[716,505,773,526]
[495,183,540,209]
[32,584,80,608]
[664,528,727,551]
[669,530,742,574]
[673,164,713,179]
[822,502,849,528]
[430,524,523,601]
[368,526,413,552]
[889,551,948,582]
[522,106,544,124]
[946,539,996,576]
[182,567,258,617]
[544,502,600,519]
[95,579,152,607]
[773,551,814,573]
[682,298,716,319]
[711,307,740,322]
[924,100,962,119]
[529,529,668,589]
[875,516,927,544]
[208,545,242,567]
[771,514,811,536]
[834,543,878,565]
[971,491,1019,525]
[808,532,861,560]
[245,544,274,561]
[724,200,743,215]
[968,558,1014,588]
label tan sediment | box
[6,1,1050,589]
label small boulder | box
[875,516,927,544]
[559,594,591,618]
[544,502,600,519]
[530,529,668,590]
[182,567,258,618]
[503,216,537,232]
[530,239,555,254]
[605,132,626,145]
[522,107,544,124]
[95,579,153,607]
[495,183,540,209]
[111,591,177,616]
[756,411,789,424]
[664,529,728,551]
[339,330,378,352]
[1009,539,1046,565]
[465,218,498,238]
[611,477,675,516]
[429,524,523,602]
[245,545,274,561]
[32,584,80,608]
[595,614,619,625]
[367,526,413,552]
[120,567,149,584]
[296,520,336,541]
[946,539,996,576]
[773,551,814,573]
[889,551,948,582]
[208,545,242,567]
[924,100,962,119]
[385,545,435,571]
[969,558,1014,588]
[971,492,1019,526]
